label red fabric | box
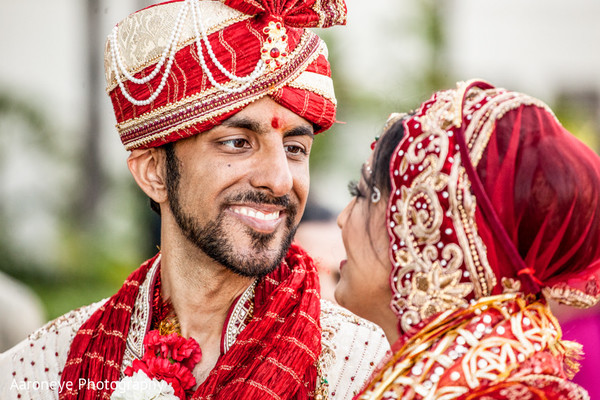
[112,22,304,122]
[151,266,173,327]
[475,103,600,298]
[108,0,345,149]
[113,41,335,149]
[383,81,600,341]
[59,243,321,400]
[59,255,159,400]
[223,0,346,28]
[153,0,347,28]
[355,294,586,399]
[192,243,321,399]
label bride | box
[335,80,600,399]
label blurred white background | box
[0,0,598,318]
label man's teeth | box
[233,207,280,221]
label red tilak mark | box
[271,117,281,129]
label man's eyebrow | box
[222,116,265,134]
[284,125,314,139]
[223,115,314,139]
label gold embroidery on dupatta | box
[542,284,599,308]
[464,90,555,168]
[390,87,494,332]
[389,83,559,331]
[358,295,579,400]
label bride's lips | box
[339,260,347,272]
[227,204,286,233]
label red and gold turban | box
[104,0,346,150]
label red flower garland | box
[124,331,202,399]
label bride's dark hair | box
[367,116,408,201]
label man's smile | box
[231,206,281,221]
[228,204,286,233]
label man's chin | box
[222,235,293,278]
[224,253,283,278]
[185,217,297,278]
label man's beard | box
[164,144,298,277]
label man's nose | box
[249,145,293,197]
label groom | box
[1,1,389,399]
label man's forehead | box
[221,100,314,136]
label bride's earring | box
[371,186,381,204]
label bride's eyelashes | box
[348,180,364,198]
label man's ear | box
[127,148,168,204]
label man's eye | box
[222,138,249,149]
[285,145,306,155]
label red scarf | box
[59,243,321,400]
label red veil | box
[357,80,600,399]
[385,81,600,334]
[476,95,600,303]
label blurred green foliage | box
[553,93,600,152]
[0,90,150,321]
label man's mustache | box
[226,191,295,213]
